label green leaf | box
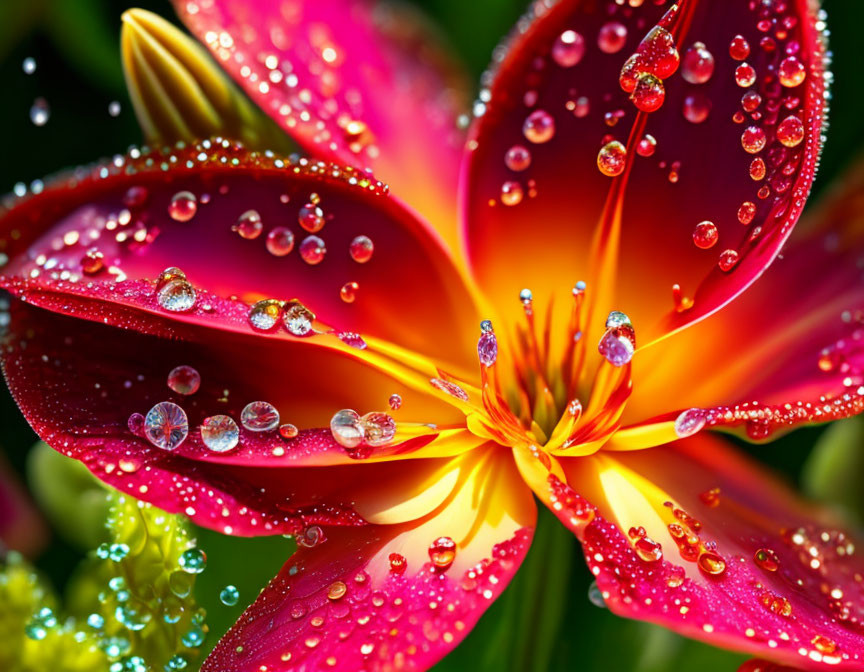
[802,417,864,523]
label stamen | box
[562,281,587,399]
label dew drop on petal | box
[334,331,367,349]
[718,249,740,272]
[349,235,374,263]
[30,98,50,126]
[389,553,407,574]
[248,299,283,331]
[504,145,531,172]
[168,191,198,222]
[388,394,402,411]
[552,30,585,67]
[81,248,105,275]
[279,423,299,439]
[776,115,805,147]
[681,42,714,84]
[500,181,524,206]
[674,408,706,438]
[144,402,188,451]
[240,401,280,432]
[327,581,347,600]
[522,110,555,144]
[283,301,315,336]
[750,157,767,181]
[692,221,718,249]
[588,581,607,608]
[729,35,750,60]
[697,551,726,576]
[361,412,396,447]
[738,201,757,225]
[430,378,469,401]
[741,126,766,153]
[597,21,627,54]
[428,537,456,571]
[128,412,145,435]
[219,585,239,606]
[299,235,326,265]
[298,203,325,232]
[266,227,295,256]
[754,548,780,572]
[232,209,263,239]
[157,279,197,312]
[340,281,359,303]
[734,63,756,87]
[597,141,627,177]
[330,409,365,449]
[167,365,201,395]
[778,56,806,87]
[200,415,240,453]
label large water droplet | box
[729,35,750,60]
[232,210,263,239]
[776,115,804,147]
[30,98,50,126]
[330,409,364,449]
[144,401,189,450]
[167,365,201,395]
[22,57,36,75]
[241,401,280,432]
[734,63,756,87]
[428,536,456,571]
[682,93,711,124]
[266,227,295,256]
[522,110,555,143]
[552,30,585,67]
[157,278,197,312]
[597,21,627,54]
[249,299,283,331]
[598,328,634,367]
[361,412,396,447]
[631,73,665,112]
[179,548,207,574]
[778,56,806,87]
[500,181,524,206]
[349,235,374,263]
[200,415,240,453]
[219,585,240,606]
[692,221,718,249]
[340,281,359,303]
[674,408,705,438]
[283,300,315,336]
[299,235,326,264]
[168,191,198,222]
[597,141,627,177]
[718,248,740,272]
[477,329,498,367]
[298,203,325,232]
[588,581,607,609]
[681,42,714,84]
[388,394,402,411]
[505,145,531,172]
[741,126,766,154]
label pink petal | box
[622,159,864,442]
[173,0,469,248]
[203,450,535,671]
[462,0,826,348]
[523,437,864,671]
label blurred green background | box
[1,0,863,670]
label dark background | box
[0,1,860,670]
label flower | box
[0,0,861,671]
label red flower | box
[2,0,862,670]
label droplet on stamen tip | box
[519,288,533,305]
[477,328,498,367]
[605,311,632,329]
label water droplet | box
[735,63,756,87]
[776,115,804,147]
[108,101,122,117]
[334,331,367,349]
[587,581,606,608]
[157,278,197,312]
[681,42,714,84]
[167,365,200,395]
[200,415,240,453]
[297,525,325,548]
[500,181,524,206]
[598,328,634,367]
[123,186,149,208]
[697,550,726,576]
[361,412,396,447]
[430,378,469,401]
[778,56,806,87]
[754,548,780,572]
[298,203,325,232]
[692,221,718,249]
[812,636,837,655]
[741,90,762,112]
[330,409,365,449]
[674,408,705,438]
[522,110,555,143]
[597,21,627,54]
[606,311,632,329]
[279,423,299,439]
[241,401,280,432]
[181,625,206,648]
[299,235,326,264]
[168,191,198,222]
[759,590,792,616]
[219,585,240,606]
[128,413,145,435]
[597,141,627,177]
[666,565,685,588]
[340,281,359,303]
[741,126,766,153]
[232,209,263,239]
[249,299,283,331]
[283,300,315,336]
[631,73,665,112]
[30,98,50,126]
[718,249,740,272]
[634,535,663,562]
[738,201,757,225]
[750,157,767,181]
[428,536,456,571]
[81,248,105,275]
[115,599,152,631]
[636,134,657,157]
[388,552,407,574]
[729,35,750,60]
[266,227,295,256]
[22,57,36,74]
[349,235,374,263]
[477,328,498,367]
[388,394,402,411]
[144,401,188,450]
[682,93,711,124]
[552,30,585,67]
[504,145,531,172]
[699,487,721,507]
[327,581,347,600]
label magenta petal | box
[173,0,469,246]
[461,0,826,345]
[546,438,864,671]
